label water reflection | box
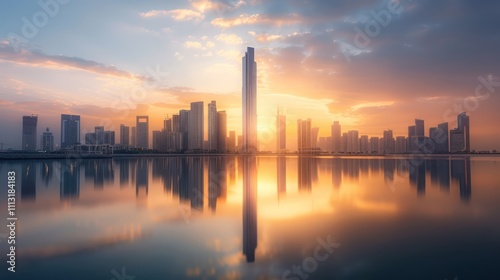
[242,156,258,263]
[21,161,36,201]
[9,155,490,280]
[60,160,80,201]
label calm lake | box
[1,156,499,280]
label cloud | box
[211,13,301,27]
[184,41,204,49]
[190,0,246,13]
[140,9,204,21]
[0,40,139,80]
[215,33,244,45]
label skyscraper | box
[179,109,190,151]
[131,127,136,148]
[276,111,286,153]
[415,119,425,137]
[450,112,470,153]
[360,135,369,153]
[297,119,311,154]
[436,122,449,153]
[22,115,38,151]
[95,126,104,144]
[120,124,130,146]
[311,127,320,148]
[331,121,341,153]
[242,47,258,153]
[228,131,236,151]
[347,130,359,153]
[61,114,80,149]
[458,112,470,152]
[383,129,395,154]
[189,101,204,150]
[208,101,218,151]
[136,116,149,149]
[217,111,227,151]
[41,127,54,152]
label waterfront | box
[0,156,499,279]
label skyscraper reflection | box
[21,161,36,201]
[208,157,224,212]
[190,157,204,211]
[243,156,257,263]
[119,159,130,188]
[60,161,80,201]
[298,157,318,192]
[409,158,426,196]
[451,157,472,201]
[136,158,148,197]
[41,161,54,187]
[332,158,342,189]
[277,156,286,197]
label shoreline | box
[1,152,498,160]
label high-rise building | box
[41,127,54,152]
[450,112,470,153]
[22,115,38,151]
[120,124,130,146]
[331,121,341,153]
[311,127,320,148]
[408,125,416,152]
[342,133,348,153]
[370,137,380,154]
[383,130,395,154]
[61,114,80,149]
[436,122,449,153]
[152,131,162,150]
[131,127,136,148]
[208,101,218,151]
[360,135,369,153]
[217,111,227,151]
[395,136,407,153]
[179,109,190,150]
[346,130,359,153]
[172,114,180,132]
[136,116,149,149]
[415,119,425,137]
[164,118,172,132]
[276,111,286,153]
[408,119,426,153]
[85,132,96,145]
[95,126,104,144]
[228,131,236,151]
[297,119,311,154]
[104,131,115,145]
[242,47,258,153]
[458,112,470,152]
[188,102,204,150]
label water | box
[0,156,499,280]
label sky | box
[0,0,499,151]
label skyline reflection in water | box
[0,156,498,280]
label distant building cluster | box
[15,103,240,153]
[286,112,471,154]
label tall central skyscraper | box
[242,47,257,153]
[61,114,80,149]
[22,115,38,151]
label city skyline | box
[1,1,500,152]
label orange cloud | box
[211,13,301,27]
